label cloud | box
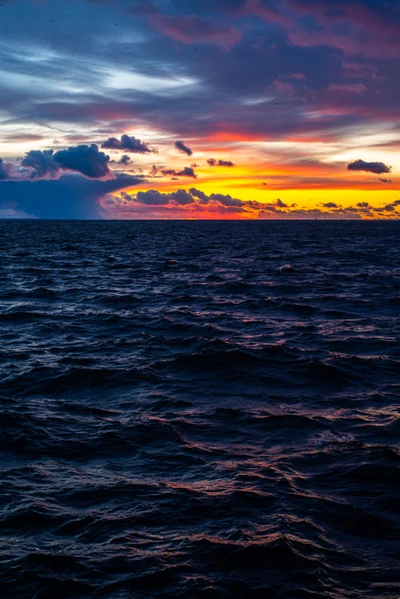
[0,0,399,219]
[328,83,368,94]
[207,158,235,167]
[161,166,197,178]
[0,174,141,219]
[124,187,247,208]
[53,144,113,179]
[287,72,307,80]
[0,158,11,180]
[20,145,114,180]
[285,0,400,58]
[115,187,249,216]
[21,150,60,179]
[189,188,208,202]
[378,178,392,184]
[102,134,156,154]
[276,198,288,207]
[119,155,131,165]
[100,185,400,220]
[175,141,193,156]
[381,200,400,211]
[176,167,197,178]
[207,192,245,207]
[347,159,392,175]
[149,13,242,49]
[274,80,295,96]
[194,188,256,208]
[4,133,44,143]
[134,189,195,206]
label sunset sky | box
[0,0,399,219]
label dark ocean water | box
[0,220,399,599]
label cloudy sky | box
[0,0,399,219]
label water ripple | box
[0,220,399,598]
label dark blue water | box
[0,220,399,599]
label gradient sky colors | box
[0,0,399,219]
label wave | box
[1,220,399,598]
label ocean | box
[0,220,399,598]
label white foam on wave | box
[314,431,360,448]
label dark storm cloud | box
[102,134,156,154]
[0,159,11,180]
[21,150,60,179]
[53,144,112,179]
[207,158,235,167]
[175,141,193,156]
[19,145,114,180]
[0,175,141,219]
[347,159,392,174]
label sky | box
[0,0,399,219]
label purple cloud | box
[276,198,288,207]
[135,189,195,206]
[175,141,193,156]
[150,13,242,49]
[207,158,235,167]
[21,150,60,179]
[53,144,112,179]
[161,166,197,178]
[347,159,392,174]
[19,145,114,180]
[102,134,156,154]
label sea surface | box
[0,220,399,599]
